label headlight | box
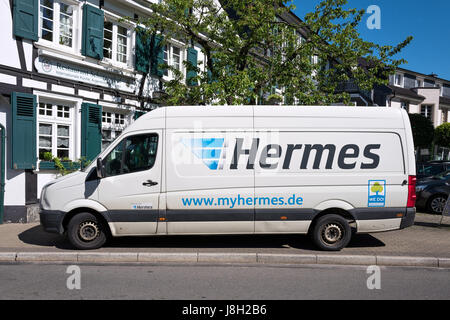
[415,185,426,193]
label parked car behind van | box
[416,170,450,214]
[39,106,417,251]
[416,162,450,180]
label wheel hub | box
[322,223,343,244]
[431,197,446,213]
[78,221,100,242]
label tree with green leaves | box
[408,113,434,149]
[130,0,412,106]
[434,122,450,148]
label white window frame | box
[101,107,130,151]
[103,14,132,68]
[394,73,404,87]
[37,0,80,54]
[416,78,423,88]
[162,42,185,80]
[37,100,75,161]
[35,92,82,166]
[421,105,433,121]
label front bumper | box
[39,210,66,234]
[400,207,416,229]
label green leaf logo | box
[371,182,384,195]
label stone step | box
[26,203,40,223]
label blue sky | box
[292,0,450,80]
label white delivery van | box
[39,106,417,251]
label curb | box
[1,252,450,268]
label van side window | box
[103,134,158,177]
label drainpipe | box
[0,124,4,224]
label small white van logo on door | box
[132,203,153,210]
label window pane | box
[57,125,69,137]
[122,134,158,174]
[41,29,53,41]
[59,3,73,15]
[116,26,128,63]
[39,123,52,135]
[39,103,53,116]
[40,0,54,41]
[172,46,180,70]
[115,113,124,124]
[102,141,111,151]
[104,21,113,59]
[102,130,111,140]
[39,136,52,148]
[57,149,69,158]
[57,105,70,118]
[103,139,125,177]
[39,149,52,160]
[57,137,69,148]
[41,8,53,20]
[59,3,73,48]
[41,0,53,9]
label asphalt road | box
[0,213,449,257]
[0,263,449,300]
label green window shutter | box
[134,111,145,120]
[135,28,150,73]
[11,92,37,170]
[81,4,104,60]
[186,47,198,86]
[150,35,165,77]
[81,103,102,162]
[13,0,39,41]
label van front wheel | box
[311,214,351,251]
[67,212,107,250]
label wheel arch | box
[62,207,113,237]
[308,207,356,235]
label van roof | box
[129,105,406,132]
[163,105,401,118]
[142,105,404,118]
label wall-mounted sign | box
[35,56,136,93]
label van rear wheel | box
[67,212,107,250]
[311,214,351,251]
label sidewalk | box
[0,213,449,267]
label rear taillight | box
[407,175,417,208]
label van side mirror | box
[96,157,104,179]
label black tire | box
[67,212,108,250]
[427,194,448,215]
[311,214,352,251]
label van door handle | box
[143,180,158,187]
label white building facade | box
[0,0,206,222]
[385,68,450,128]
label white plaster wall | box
[22,39,34,72]
[0,0,20,68]
[416,88,441,127]
[409,103,420,114]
